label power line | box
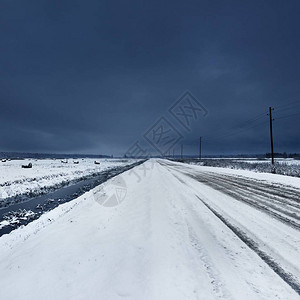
[204,111,267,142]
[205,117,267,142]
[275,111,300,120]
[276,104,300,114]
[275,98,300,111]
[202,98,299,145]
[214,120,267,140]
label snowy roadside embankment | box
[0,159,299,299]
[0,159,137,203]
[170,159,300,190]
[180,158,300,178]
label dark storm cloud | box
[0,0,299,155]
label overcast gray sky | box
[0,0,299,156]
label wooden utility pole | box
[268,107,275,165]
[199,136,202,160]
[181,144,183,159]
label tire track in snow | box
[162,165,300,230]
[160,160,300,230]
[188,172,300,230]
[162,160,300,206]
[193,172,300,210]
[197,172,300,209]
[197,171,300,204]
[196,196,300,295]
[187,224,231,299]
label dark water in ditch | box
[0,161,144,237]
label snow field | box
[0,160,299,299]
[0,158,137,200]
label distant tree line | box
[265,152,300,159]
[0,152,111,160]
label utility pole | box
[268,107,275,165]
[173,148,175,158]
[181,144,183,159]
[199,136,202,160]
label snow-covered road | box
[0,159,299,299]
